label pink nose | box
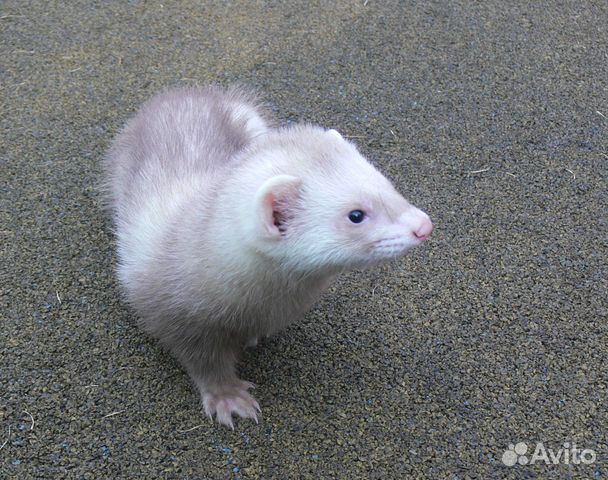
[413,217,433,241]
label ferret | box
[102,86,433,429]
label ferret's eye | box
[348,210,365,224]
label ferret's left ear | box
[327,129,342,139]
[254,175,302,239]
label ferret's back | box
[103,86,267,213]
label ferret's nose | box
[399,207,433,242]
[413,216,433,241]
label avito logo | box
[502,442,596,466]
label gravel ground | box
[1,1,607,478]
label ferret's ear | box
[254,175,302,239]
[327,129,342,139]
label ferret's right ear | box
[254,175,302,239]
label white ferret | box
[103,86,433,428]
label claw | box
[200,379,261,429]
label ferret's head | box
[248,126,432,272]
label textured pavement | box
[1,1,607,478]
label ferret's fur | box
[103,86,432,428]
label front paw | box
[201,380,261,429]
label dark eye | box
[348,210,365,224]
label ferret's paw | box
[202,380,261,429]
